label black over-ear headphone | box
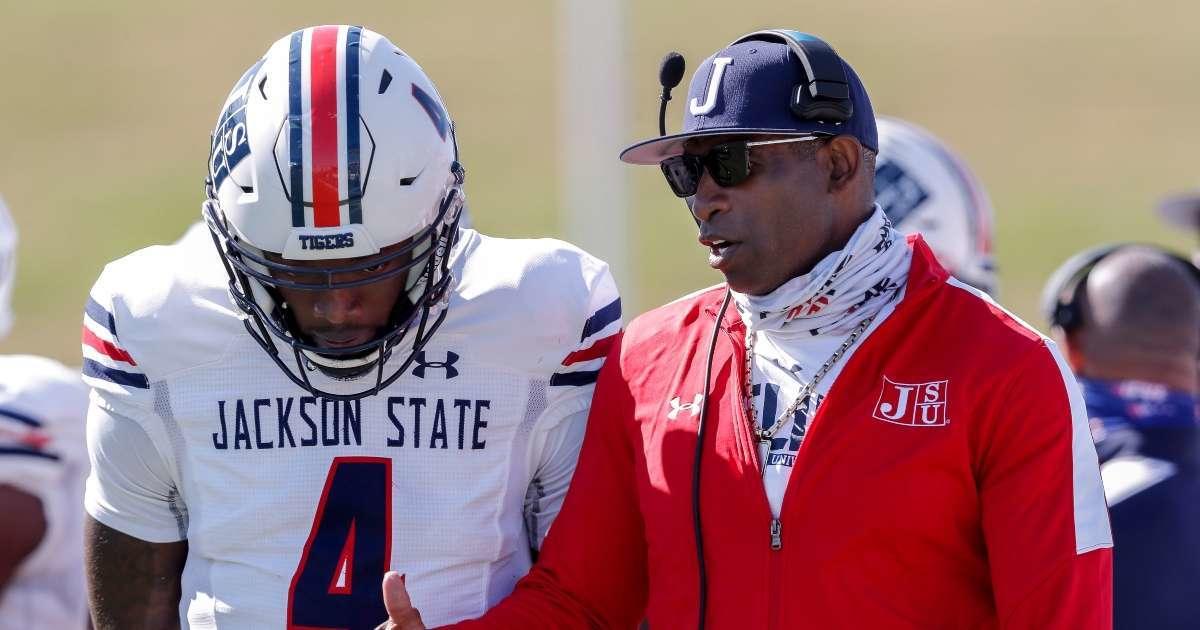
[1042,243,1200,333]
[729,29,853,123]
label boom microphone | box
[658,52,686,136]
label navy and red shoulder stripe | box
[81,296,149,390]
[550,297,622,387]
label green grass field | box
[1,1,1195,363]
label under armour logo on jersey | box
[690,57,733,115]
[667,393,704,420]
[411,351,459,379]
[872,377,949,426]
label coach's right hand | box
[377,571,426,630]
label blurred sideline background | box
[1,0,1195,364]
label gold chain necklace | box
[744,314,876,444]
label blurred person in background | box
[81,26,618,628]
[381,29,1112,629]
[874,116,997,295]
[1157,194,1200,268]
[1044,243,1200,630]
[0,196,91,628]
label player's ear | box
[825,135,862,193]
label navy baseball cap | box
[620,32,877,165]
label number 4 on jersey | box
[288,457,392,630]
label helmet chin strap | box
[301,346,382,372]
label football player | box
[82,26,619,629]
[0,195,91,629]
[874,116,998,295]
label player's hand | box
[376,571,426,630]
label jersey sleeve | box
[0,409,68,498]
[978,339,1113,628]
[81,268,152,403]
[80,266,186,542]
[0,359,90,502]
[520,258,621,549]
[453,333,649,628]
[543,256,621,413]
[84,397,186,543]
[522,406,587,550]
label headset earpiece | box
[732,29,853,124]
[1052,287,1086,333]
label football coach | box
[380,29,1114,629]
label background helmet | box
[204,25,465,400]
[874,116,997,295]
[0,196,15,339]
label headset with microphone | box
[652,30,854,630]
[730,29,853,124]
[1043,242,1200,333]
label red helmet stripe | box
[309,25,342,227]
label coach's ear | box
[378,572,426,630]
[825,135,863,193]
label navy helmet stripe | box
[287,29,306,228]
[549,370,600,387]
[85,297,117,335]
[345,26,363,224]
[580,298,622,342]
[0,406,41,428]
[83,359,149,390]
[411,84,448,140]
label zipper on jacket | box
[768,519,784,629]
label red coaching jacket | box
[453,237,1113,629]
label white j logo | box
[689,57,733,116]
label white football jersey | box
[0,355,90,630]
[82,228,620,629]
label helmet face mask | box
[204,178,463,399]
[203,26,465,400]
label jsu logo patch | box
[667,393,704,420]
[412,351,459,379]
[872,377,949,426]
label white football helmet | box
[0,195,15,339]
[203,26,465,399]
[874,117,997,295]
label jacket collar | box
[702,234,949,332]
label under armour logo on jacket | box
[667,394,704,420]
[412,351,460,379]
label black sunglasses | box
[659,136,824,198]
